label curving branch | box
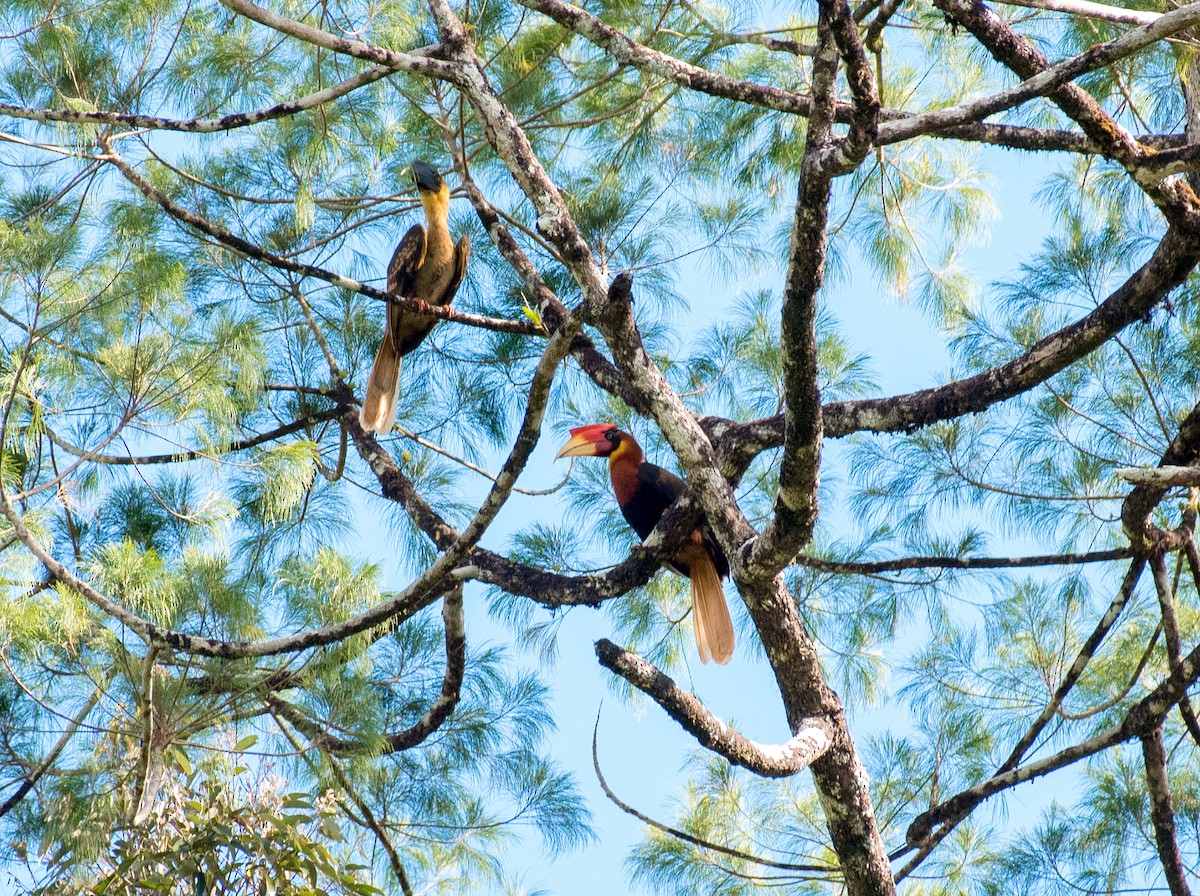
[823,0,879,173]
[217,0,458,80]
[990,0,1159,26]
[997,558,1147,775]
[510,0,816,116]
[906,596,1200,856]
[450,153,641,409]
[0,688,102,818]
[598,273,895,896]
[747,0,838,576]
[1123,399,1200,548]
[595,639,835,776]
[592,720,837,875]
[1148,553,1200,747]
[880,1,1200,152]
[1119,464,1200,487]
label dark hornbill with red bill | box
[360,160,471,434]
[556,424,735,664]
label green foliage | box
[34,747,384,896]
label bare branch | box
[592,720,837,875]
[1118,464,1200,487]
[0,688,102,818]
[217,0,459,79]
[1123,399,1200,548]
[998,557,1147,774]
[799,546,1135,574]
[932,0,1200,223]
[881,2,1200,149]
[595,639,835,776]
[990,0,1159,26]
[718,224,1200,471]
[511,0,816,116]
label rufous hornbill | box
[360,160,471,434]
[556,423,735,664]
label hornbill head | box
[411,159,445,195]
[554,423,621,459]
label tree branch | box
[932,0,1200,223]
[880,1,1200,150]
[594,639,835,776]
[1119,464,1200,487]
[798,546,1135,575]
[719,223,1200,470]
[1141,726,1193,896]
[0,64,396,134]
[217,0,459,79]
[591,719,837,875]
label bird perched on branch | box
[556,423,735,664]
[360,160,471,434]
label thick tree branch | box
[595,639,835,776]
[1119,464,1200,487]
[599,277,896,896]
[748,2,836,575]
[880,1,1200,151]
[824,0,880,173]
[1141,726,1193,896]
[719,224,1200,471]
[598,273,757,559]
[991,0,1159,25]
[1123,399,1200,548]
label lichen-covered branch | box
[1141,726,1193,896]
[595,639,835,776]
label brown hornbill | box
[556,423,735,664]
[360,160,471,434]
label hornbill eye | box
[605,429,620,445]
